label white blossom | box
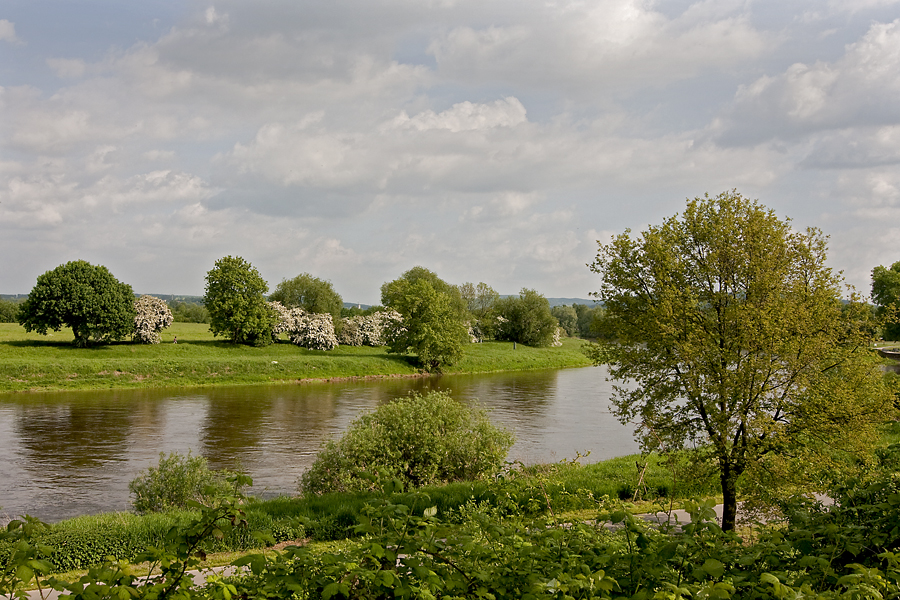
[551,326,563,347]
[338,310,403,346]
[269,300,338,350]
[133,295,174,344]
[290,312,338,351]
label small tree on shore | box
[18,260,135,347]
[204,256,277,346]
[589,190,895,531]
[300,391,514,494]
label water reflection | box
[0,366,638,522]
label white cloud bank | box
[2,1,900,302]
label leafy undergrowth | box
[7,472,900,599]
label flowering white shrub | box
[290,312,338,350]
[338,310,403,347]
[268,301,296,336]
[268,300,337,350]
[380,309,407,348]
[134,295,174,344]
[337,317,364,346]
[551,326,563,347]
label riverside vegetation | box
[0,323,590,393]
[4,427,900,599]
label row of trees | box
[10,256,569,370]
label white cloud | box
[46,58,86,79]
[0,20,21,44]
[428,0,771,93]
[716,19,900,144]
[392,97,526,132]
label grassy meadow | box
[0,323,592,393]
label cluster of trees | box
[872,260,900,340]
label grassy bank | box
[0,323,592,393]
[3,451,720,573]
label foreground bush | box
[128,451,246,514]
[300,391,514,494]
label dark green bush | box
[128,451,246,514]
[300,391,514,495]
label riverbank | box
[0,323,592,393]
[2,450,721,575]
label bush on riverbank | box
[300,391,515,494]
[129,451,246,514]
[2,450,721,573]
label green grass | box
[0,324,591,393]
[12,449,717,573]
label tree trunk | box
[720,464,738,532]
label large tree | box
[589,191,894,530]
[18,260,136,347]
[872,261,900,340]
[268,273,343,327]
[204,256,277,345]
[381,267,470,372]
[495,288,559,347]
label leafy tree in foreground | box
[204,256,277,345]
[268,273,344,330]
[495,288,559,347]
[589,190,894,531]
[17,260,136,347]
[381,267,470,371]
[300,390,514,494]
[872,260,900,340]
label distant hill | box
[546,297,597,308]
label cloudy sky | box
[2,0,900,303]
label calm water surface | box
[0,366,638,522]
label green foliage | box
[495,288,559,346]
[381,268,470,371]
[872,260,900,340]
[204,256,277,346]
[0,299,21,324]
[589,190,896,530]
[0,516,54,600]
[300,390,514,495]
[10,469,900,600]
[17,260,136,348]
[574,303,604,338]
[129,451,247,514]
[0,324,590,392]
[168,300,210,323]
[231,467,900,600]
[269,273,344,331]
[551,304,578,336]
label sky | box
[2,1,900,304]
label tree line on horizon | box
[4,256,598,369]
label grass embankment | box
[0,323,592,393]
[9,451,721,576]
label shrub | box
[128,451,246,514]
[270,301,339,350]
[133,295,174,344]
[300,391,514,495]
[337,310,401,346]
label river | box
[0,365,638,522]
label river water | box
[0,366,638,522]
